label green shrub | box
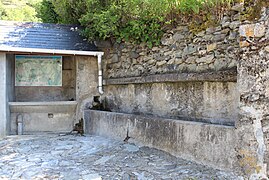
[37,0,58,23]
[0,0,40,22]
[44,0,234,46]
[0,2,3,18]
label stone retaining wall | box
[103,9,240,79]
[99,7,241,126]
[88,4,269,178]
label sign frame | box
[15,55,63,87]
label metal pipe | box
[17,114,23,135]
[97,54,104,94]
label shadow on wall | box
[90,96,111,112]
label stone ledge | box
[9,101,77,106]
[105,69,237,85]
[9,101,77,113]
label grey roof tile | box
[0,21,97,51]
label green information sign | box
[15,55,62,86]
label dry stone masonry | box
[237,6,269,179]
[104,8,240,79]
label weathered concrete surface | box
[15,56,76,102]
[9,101,77,134]
[75,56,99,122]
[5,54,15,137]
[0,134,242,179]
[0,53,9,138]
[0,53,14,138]
[85,110,238,172]
[104,81,238,125]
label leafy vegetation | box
[0,0,41,22]
[241,0,269,21]
[77,0,169,46]
[1,0,237,46]
[36,0,58,23]
[39,0,235,47]
[0,2,4,17]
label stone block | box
[196,64,209,72]
[172,32,185,42]
[111,54,119,63]
[152,47,159,51]
[161,36,174,46]
[229,21,240,29]
[214,59,228,71]
[231,4,243,12]
[153,53,165,61]
[147,59,156,65]
[174,58,184,65]
[196,55,214,64]
[196,31,205,37]
[206,27,216,34]
[228,31,238,40]
[183,45,197,56]
[214,34,226,41]
[167,59,175,65]
[254,24,266,38]
[129,51,140,59]
[240,41,250,48]
[156,60,167,67]
[264,46,269,53]
[239,24,265,39]
[198,50,207,56]
[174,52,182,58]
[207,43,217,52]
[187,64,197,72]
[239,24,254,37]
[185,57,196,64]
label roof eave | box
[0,47,104,56]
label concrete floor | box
[0,134,243,180]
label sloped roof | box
[0,21,97,51]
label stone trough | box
[84,110,237,171]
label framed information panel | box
[15,55,62,86]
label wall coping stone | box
[105,69,237,85]
[85,110,235,128]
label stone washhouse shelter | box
[0,4,269,178]
[0,21,104,136]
